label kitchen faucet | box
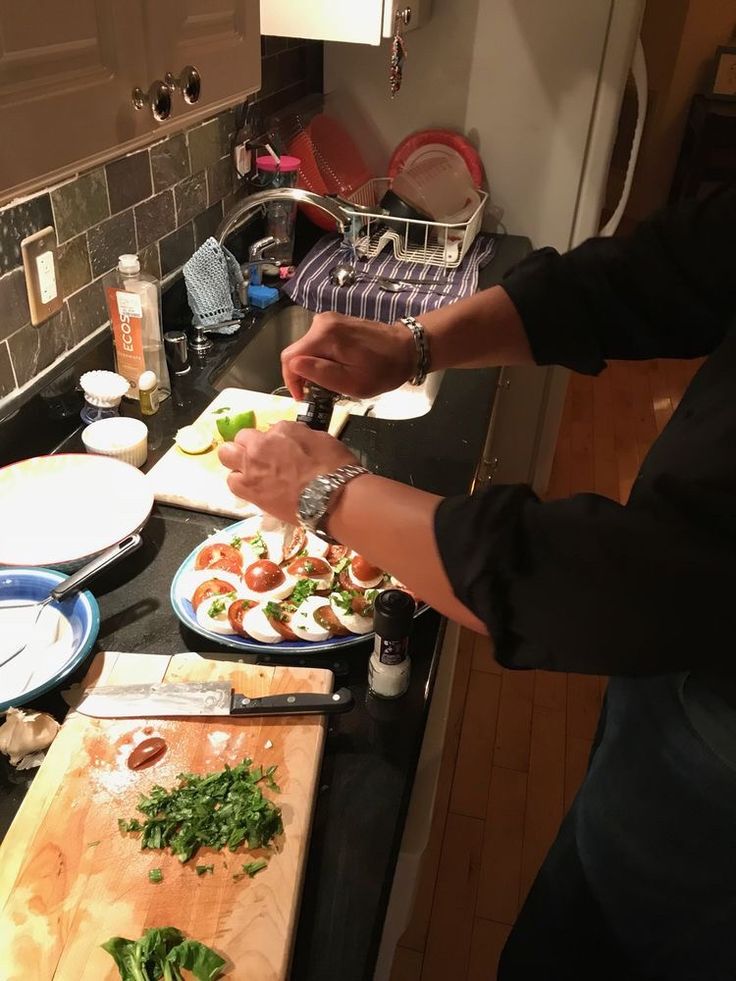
[215,187,352,247]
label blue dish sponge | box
[248,284,280,309]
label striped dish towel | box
[282,233,497,320]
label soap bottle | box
[104,254,170,401]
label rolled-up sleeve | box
[435,487,734,676]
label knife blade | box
[75,681,354,719]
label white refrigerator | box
[323,1,647,975]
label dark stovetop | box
[0,231,531,981]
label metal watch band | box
[398,316,430,386]
[298,464,371,543]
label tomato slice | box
[326,544,348,565]
[195,542,243,572]
[266,611,298,641]
[191,578,235,611]
[244,560,285,592]
[283,525,307,563]
[209,556,243,575]
[314,605,350,636]
[228,598,257,637]
[338,567,364,593]
[287,556,332,578]
[351,554,383,582]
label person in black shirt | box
[220,183,736,979]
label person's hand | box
[217,421,360,523]
[281,311,416,400]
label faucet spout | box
[216,187,352,246]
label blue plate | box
[0,567,100,711]
[170,519,425,655]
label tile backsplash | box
[0,37,322,410]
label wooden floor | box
[389,356,703,981]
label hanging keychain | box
[390,8,411,98]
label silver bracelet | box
[398,316,431,386]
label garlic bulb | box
[0,707,59,765]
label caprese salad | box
[177,515,418,645]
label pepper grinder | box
[297,382,338,431]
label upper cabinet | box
[0,0,260,204]
[260,0,431,46]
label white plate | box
[0,454,154,568]
[0,567,100,711]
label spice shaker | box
[138,370,160,416]
[368,589,415,699]
[297,382,338,431]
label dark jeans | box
[498,674,736,981]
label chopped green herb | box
[363,588,379,614]
[333,557,349,573]
[148,868,163,884]
[117,758,283,864]
[102,927,226,980]
[290,578,317,607]
[264,601,285,621]
[242,858,268,878]
[333,590,356,614]
[195,864,214,876]
[298,547,309,557]
[303,560,315,574]
[119,817,144,834]
[213,406,231,414]
[230,535,242,549]
[247,531,267,557]
[207,597,227,618]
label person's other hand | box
[218,421,360,523]
[281,311,416,400]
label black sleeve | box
[435,487,734,676]
[502,183,736,375]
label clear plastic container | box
[104,255,171,401]
[255,154,301,265]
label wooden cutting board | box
[0,650,333,981]
[146,387,349,518]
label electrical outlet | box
[21,225,63,326]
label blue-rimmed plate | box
[0,567,100,711]
[171,518,426,654]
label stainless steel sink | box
[212,304,443,420]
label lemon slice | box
[175,425,213,455]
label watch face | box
[298,477,331,525]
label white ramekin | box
[82,417,149,468]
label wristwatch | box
[297,465,371,542]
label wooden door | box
[144,0,260,124]
[0,0,150,202]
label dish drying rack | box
[345,178,488,271]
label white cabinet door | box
[260,0,385,45]
[0,0,149,201]
[143,0,260,119]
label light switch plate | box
[20,225,63,326]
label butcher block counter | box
[0,234,531,980]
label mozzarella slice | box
[242,605,284,644]
[347,566,384,590]
[329,593,374,635]
[180,568,242,602]
[290,596,331,642]
[241,571,296,603]
[196,594,237,635]
[304,532,330,559]
[260,529,284,566]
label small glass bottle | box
[138,370,159,416]
[296,382,338,431]
[368,589,415,699]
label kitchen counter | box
[0,232,530,980]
